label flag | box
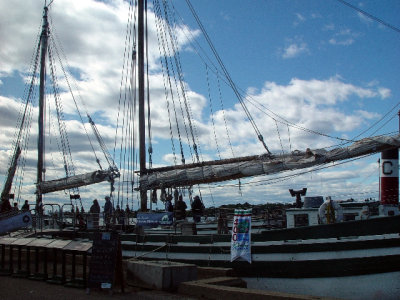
[231,208,251,263]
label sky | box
[0,0,399,211]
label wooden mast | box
[36,6,49,211]
[138,0,148,211]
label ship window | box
[294,214,309,227]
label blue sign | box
[137,212,173,227]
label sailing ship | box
[1,1,400,298]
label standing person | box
[191,195,204,223]
[175,195,187,220]
[125,204,131,216]
[89,199,100,229]
[12,202,19,212]
[115,205,124,226]
[165,194,173,212]
[103,196,113,229]
[125,204,131,226]
[21,200,30,211]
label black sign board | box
[88,232,123,291]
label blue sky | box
[0,0,399,210]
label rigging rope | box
[335,0,400,34]
[114,0,137,208]
[154,0,178,166]
[145,0,153,169]
[48,17,104,171]
[185,0,271,155]
[206,64,222,159]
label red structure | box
[380,148,399,205]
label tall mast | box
[138,0,148,211]
[36,6,49,209]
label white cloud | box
[329,28,359,46]
[0,0,391,208]
[293,13,306,26]
[282,42,309,59]
[378,87,391,99]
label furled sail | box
[139,134,400,191]
[37,168,120,194]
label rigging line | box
[168,1,228,163]
[161,2,209,204]
[335,0,400,34]
[158,1,205,178]
[163,4,195,165]
[369,113,398,137]
[216,70,235,158]
[185,0,271,155]
[351,101,400,141]
[11,23,42,156]
[244,94,355,144]
[116,0,136,203]
[173,2,325,155]
[154,0,178,165]
[120,51,136,205]
[145,0,153,169]
[48,26,103,170]
[48,45,75,178]
[162,0,199,163]
[15,104,35,201]
[9,48,40,168]
[119,58,136,204]
[274,120,284,155]
[171,2,355,146]
[166,0,211,197]
[287,124,292,153]
[9,23,42,198]
[158,0,186,165]
[51,57,114,172]
[114,0,136,162]
[206,64,222,159]
[15,79,38,201]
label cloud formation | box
[0,0,394,208]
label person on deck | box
[175,195,187,220]
[89,199,100,229]
[104,196,113,228]
[191,195,204,223]
[125,204,131,225]
[165,194,174,213]
[21,200,30,211]
[125,204,131,216]
[115,205,125,227]
[12,202,19,212]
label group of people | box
[0,193,206,228]
[88,196,132,229]
[0,198,30,214]
[164,194,205,222]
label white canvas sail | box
[38,169,119,194]
[140,134,400,190]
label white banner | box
[231,209,251,263]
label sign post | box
[87,232,123,294]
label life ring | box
[22,215,31,223]
[318,200,343,224]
